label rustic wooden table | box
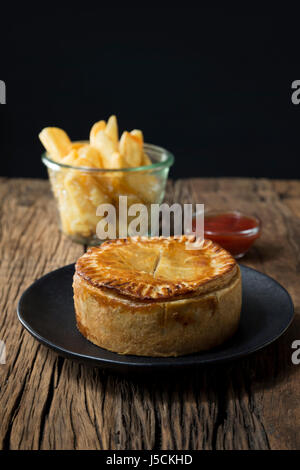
[0,177,299,450]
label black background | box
[1,7,300,180]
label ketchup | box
[193,211,261,258]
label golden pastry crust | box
[73,237,242,357]
[75,236,237,301]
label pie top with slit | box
[75,236,237,301]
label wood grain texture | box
[0,177,299,450]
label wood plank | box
[0,178,84,449]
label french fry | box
[71,142,86,151]
[92,130,118,168]
[62,149,79,166]
[110,151,132,170]
[130,130,152,165]
[119,131,143,167]
[90,120,106,146]
[63,171,111,236]
[141,152,152,166]
[105,115,118,142]
[124,172,159,203]
[112,184,143,208]
[130,129,143,143]
[89,182,111,208]
[39,127,72,161]
[92,152,125,198]
[78,145,103,168]
[63,146,103,168]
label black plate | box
[17,264,294,372]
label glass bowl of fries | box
[42,137,174,245]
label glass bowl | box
[42,142,174,245]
